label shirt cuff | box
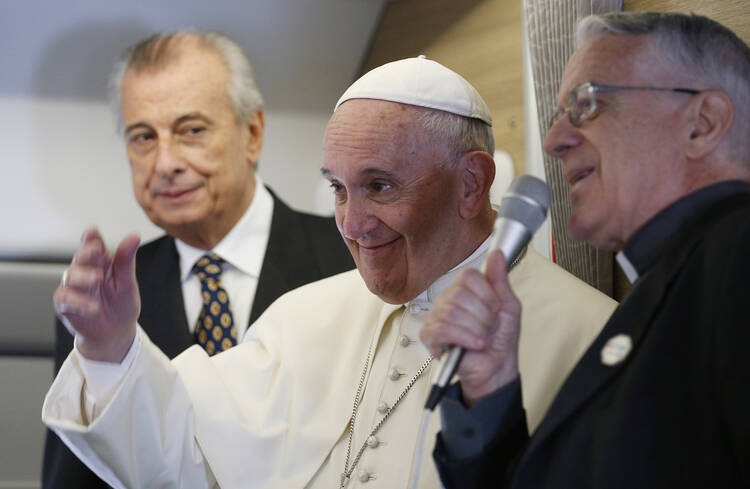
[439,378,522,460]
[74,326,142,409]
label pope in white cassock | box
[44,57,617,488]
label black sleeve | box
[714,215,750,487]
[433,386,530,489]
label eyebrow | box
[124,121,152,135]
[173,112,212,128]
[360,168,397,179]
[124,112,213,135]
[320,167,398,180]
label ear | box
[684,90,733,160]
[457,150,495,219]
[244,109,265,168]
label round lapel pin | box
[600,334,632,366]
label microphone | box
[424,174,550,411]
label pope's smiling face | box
[322,99,465,304]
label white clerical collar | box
[408,234,492,306]
[175,175,274,280]
[615,250,639,284]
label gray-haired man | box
[42,30,354,489]
[424,12,750,489]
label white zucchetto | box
[334,55,493,126]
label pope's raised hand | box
[53,227,141,363]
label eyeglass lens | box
[570,83,597,126]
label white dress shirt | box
[175,175,274,338]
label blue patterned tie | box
[193,254,237,355]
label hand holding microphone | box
[421,175,550,409]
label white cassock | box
[43,244,616,489]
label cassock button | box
[390,367,405,381]
[399,334,413,347]
[601,334,632,366]
[358,471,376,482]
[377,401,389,413]
[366,435,379,448]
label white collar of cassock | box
[615,250,639,284]
[408,234,492,307]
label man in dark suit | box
[42,30,353,488]
[421,12,750,488]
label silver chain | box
[337,244,523,487]
[339,311,433,488]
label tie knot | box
[193,253,224,281]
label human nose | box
[338,197,378,242]
[154,139,185,178]
[542,115,581,159]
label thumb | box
[485,249,519,311]
[112,233,140,291]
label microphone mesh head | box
[498,175,551,233]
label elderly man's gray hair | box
[419,109,495,165]
[108,29,264,132]
[577,12,750,163]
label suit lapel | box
[136,237,195,359]
[524,193,750,461]
[520,270,665,454]
[513,192,750,485]
[520,225,705,464]
[250,258,289,325]
[250,190,320,324]
[518,193,750,474]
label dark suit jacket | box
[42,191,354,489]
[435,192,750,489]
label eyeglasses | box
[548,81,701,130]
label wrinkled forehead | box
[329,98,423,128]
[324,100,424,151]
[322,99,438,177]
